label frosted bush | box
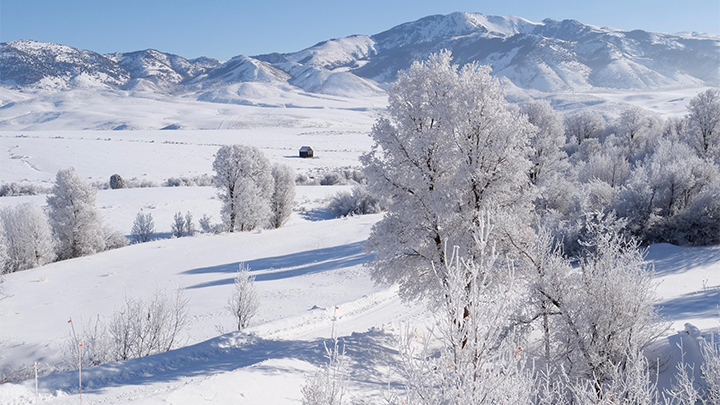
[0,182,50,197]
[199,214,224,234]
[131,212,155,243]
[171,212,185,238]
[302,339,348,405]
[327,186,389,217]
[320,172,342,186]
[64,288,188,367]
[227,264,259,330]
[109,288,189,361]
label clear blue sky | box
[1,0,718,60]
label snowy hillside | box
[347,12,719,90]
[1,89,720,404]
[1,186,719,403]
[1,10,720,405]
[2,12,718,99]
[0,40,128,89]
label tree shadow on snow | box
[298,207,336,221]
[27,328,401,398]
[645,243,720,277]
[183,241,373,289]
[656,287,720,321]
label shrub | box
[64,287,188,367]
[227,264,259,330]
[327,186,389,218]
[109,174,125,189]
[131,212,155,243]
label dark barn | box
[299,146,314,158]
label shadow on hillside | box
[298,207,336,221]
[31,328,401,398]
[184,241,372,289]
[656,287,720,321]
[645,243,720,277]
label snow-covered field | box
[1,87,719,404]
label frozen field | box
[1,85,719,404]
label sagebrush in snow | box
[327,185,388,218]
[109,287,189,361]
[131,211,155,243]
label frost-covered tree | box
[578,143,631,188]
[227,263,260,330]
[666,183,720,246]
[0,203,55,273]
[522,100,567,185]
[564,110,605,146]
[131,212,155,243]
[614,139,719,242]
[532,216,666,385]
[47,167,106,260]
[686,88,720,159]
[0,230,7,274]
[614,106,660,162]
[396,219,534,405]
[270,163,295,229]
[213,145,274,232]
[362,51,535,300]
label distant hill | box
[1,12,718,96]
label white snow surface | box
[0,86,719,404]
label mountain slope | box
[0,40,128,89]
[1,12,718,97]
[108,49,220,89]
[338,12,720,91]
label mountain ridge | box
[1,12,718,96]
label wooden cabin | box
[299,146,314,158]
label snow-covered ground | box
[1,86,719,404]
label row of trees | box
[0,167,126,274]
[357,51,720,403]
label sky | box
[1,0,718,61]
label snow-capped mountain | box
[0,40,128,89]
[285,12,719,91]
[1,12,718,96]
[107,49,220,89]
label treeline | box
[528,89,720,253]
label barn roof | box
[300,146,312,152]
